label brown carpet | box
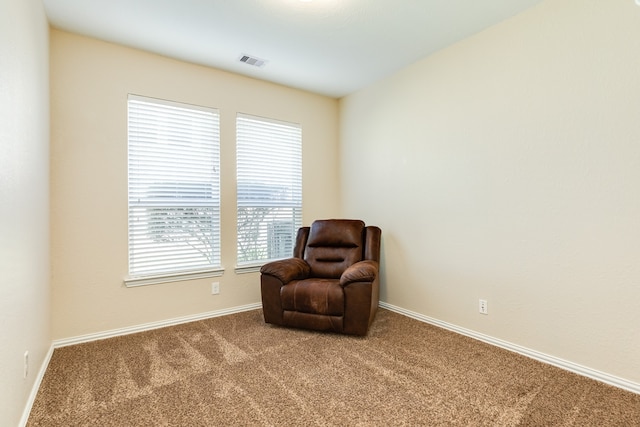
[28,309,640,426]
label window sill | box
[234,264,263,274]
[124,268,225,288]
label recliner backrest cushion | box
[304,219,365,278]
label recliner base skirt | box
[281,311,344,333]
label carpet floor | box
[27,309,640,426]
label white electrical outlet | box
[479,299,488,315]
[211,282,220,295]
[24,351,29,378]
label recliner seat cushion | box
[281,278,344,316]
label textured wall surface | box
[340,0,640,385]
[0,0,50,425]
[50,30,340,340]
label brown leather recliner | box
[260,219,381,336]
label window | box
[126,95,221,285]
[236,113,302,269]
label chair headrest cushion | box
[306,219,365,248]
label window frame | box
[235,113,303,273]
[125,94,223,287]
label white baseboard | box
[52,302,262,348]
[19,344,55,427]
[379,302,640,395]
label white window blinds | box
[128,95,221,278]
[236,113,302,265]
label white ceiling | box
[42,0,544,98]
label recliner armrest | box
[340,260,379,287]
[260,258,310,284]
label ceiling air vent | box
[239,54,267,68]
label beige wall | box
[50,30,340,340]
[340,0,640,384]
[0,0,50,425]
